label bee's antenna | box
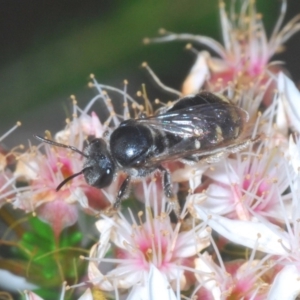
[56,169,86,191]
[34,135,88,158]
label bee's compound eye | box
[83,165,114,189]
[82,138,116,189]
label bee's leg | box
[159,166,173,198]
[225,135,260,153]
[113,176,131,210]
[159,166,180,216]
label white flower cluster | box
[2,0,300,299]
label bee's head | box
[33,135,115,191]
[82,138,115,189]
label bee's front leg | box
[113,176,131,210]
[102,176,131,216]
[159,166,180,217]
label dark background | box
[0,0,300,147]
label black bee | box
[34,92,256,211]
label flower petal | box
[37,199,78,238]
[77,288,94,300]
[193,207,290,255]
[194,255,221,300]
[278,72,300,131]
[24,291,44,300]
[267,265,300,299]
[182,51,210,95]
[0,269,38,292]
[127,264,177,300]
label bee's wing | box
[137,103,248,138]
[142,135,253,166]
[136,103,249,166]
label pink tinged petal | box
[24,291,44,300]
[127,264,177,300]
[0,269,38,292]
[76,112,104,138]
[91,111,104,138]
[37,199,78,238]
[268,265,300,299]
[194,207,290,255]
[277,72,300,132]
[182,51,210,95]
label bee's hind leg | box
[159,166,180,217]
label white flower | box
[277,72,300,133]
[288,135,300,170]
[127,264,177,300]
[86,200,210,296]
[0,269,37,292]
[198,142,291,223]
[146,0,300,95]
[91,213,209,290]
[268,265,300,300]
[192,205,290,255]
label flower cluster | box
[2,0,300,299]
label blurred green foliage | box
[1,214,87,299]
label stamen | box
[278,238,291,253]
[185,43,199,55]
[59,282,67,300]
[138,211,144,225]
[122,79,130,119]
[141,62,182,97]
[0,121,21,142]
